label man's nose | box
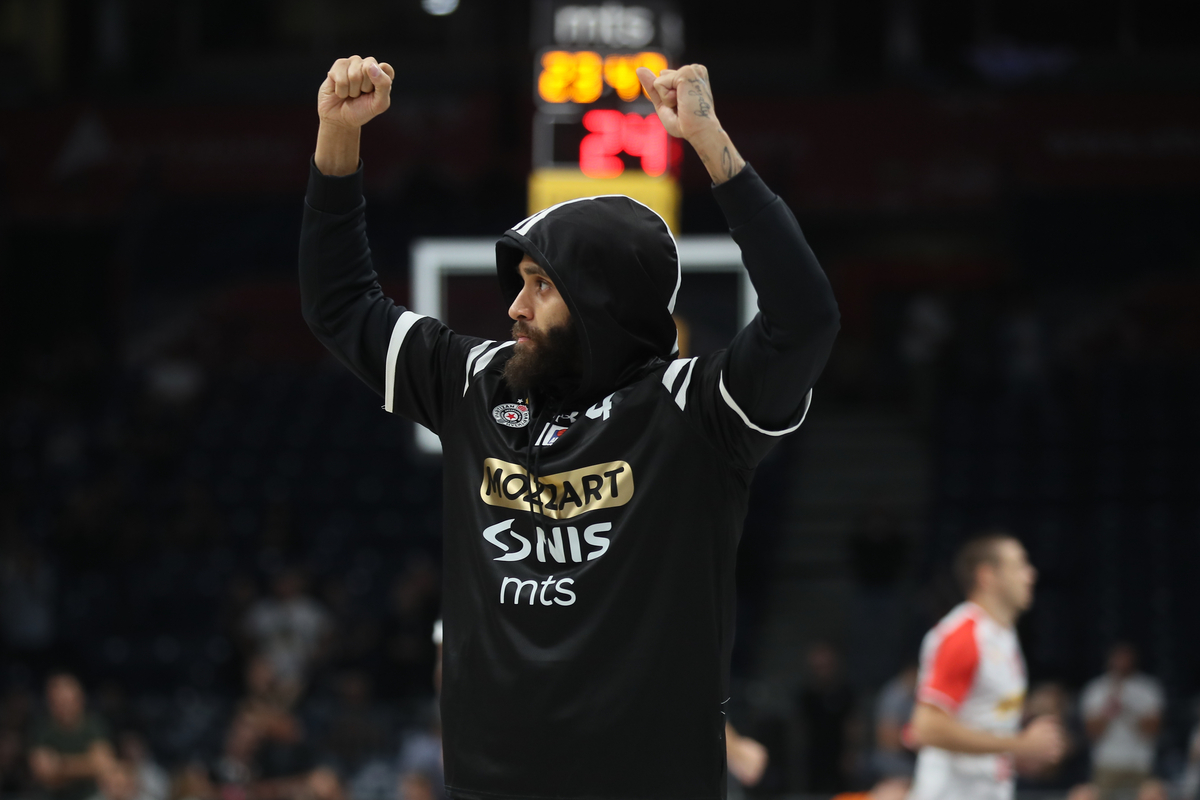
[509,288,532,320]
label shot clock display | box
[528,2,682,230]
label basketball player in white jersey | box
[909,532,1067,800]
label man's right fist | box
[318,56,395,129]
[1014,714,1068,768]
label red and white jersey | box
[910,602,1027,800]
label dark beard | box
[502,318,581,398]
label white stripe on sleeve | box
[718,372,812,436]
[461,340,495,397]
[661,358,689,393]
[465,341,515,396]
[384,312,428,413]
[674,358,697,411]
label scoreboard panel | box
[528,2,682,231]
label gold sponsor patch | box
[479,458,634,519]
[995,691,1025,715]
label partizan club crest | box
[492,402,530,428]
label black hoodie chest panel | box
[437,357,746,800]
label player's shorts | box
[911,748,1014,800]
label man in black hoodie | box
[301,55,839,800]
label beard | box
[502,318,581,397]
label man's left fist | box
[636,64,720,142]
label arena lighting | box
[579,110,668,178]
[421,0,459,15]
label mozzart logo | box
[479,458,634,519]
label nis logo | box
[483,518,613,607]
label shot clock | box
[528,2,683,230]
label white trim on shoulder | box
[461,340,495,397]
[384,312,428,413]
[661,358,689,393]
[718,372,812,436]
[674,358,697,411]
[465,341,515,395]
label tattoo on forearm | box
[721,147,734,180]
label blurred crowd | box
[7,628,1200,800]
[1,555,446,800]
[0,661,446,800]
[1,326,447,800]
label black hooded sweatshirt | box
[299,159,839,800]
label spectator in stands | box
[1081,642,1164,798]
[795,641,856,793]
[217,654,334,800]
[28,673,115,800]
[870,662,917,779]
[243,567,332,693]
[216,706,320,798]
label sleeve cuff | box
[917,686,962,714]
[306,156,364,214]
[711,163,776,229]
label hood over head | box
[496,195,680,405]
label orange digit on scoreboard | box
[604,52,668,101]
[538,50,603,104]
[538,50,668,104]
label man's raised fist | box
[317,55,395,130]
[635,63,720,143]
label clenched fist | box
[318,55,396,130]
[635,64,719,142]
[1014,715,1068,770]
[314,56,394,176]
[635,63,745,185]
